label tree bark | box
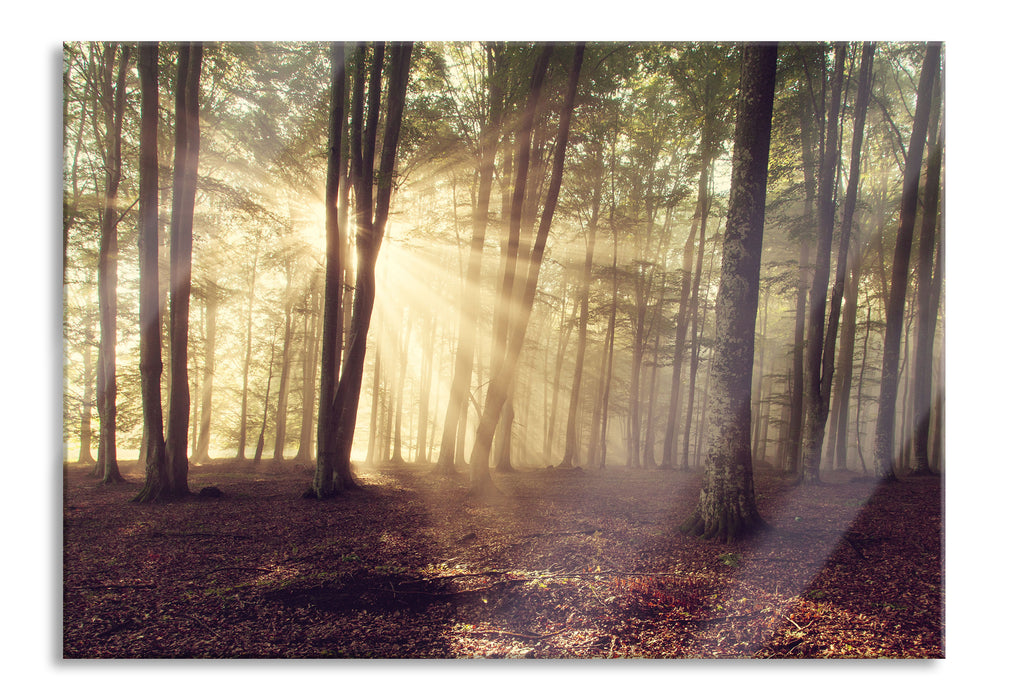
[681,43,776,543]
[193,286,218,464]
[326,42,413,493]
[236,244,259,461]
[272,272,295,462]
[312,42,347,496]
[134,42,169,503]
[165,42,203,497]
[436,43,505,474]
[558,149,603,468]
[910,90,944,476]
[873,43,940,480]
[96,42,131,485]
[469,44,583,497]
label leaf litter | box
[63,460,942,658]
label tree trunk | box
[78,322,96,465]
[193,287,217,464]
[391,310,412,463]
[910,92,943,476]
[295,276,321,463]
[682,42,776,543]
[312,43,347,496]
[680,167,713,471]
[873,43,940,480]
[326,43,412,493]
[436,43,504,474]
[254,334,277,465]
[96,42,131,485]
[802,42,865,484]
[416,309,436,463]
[134,42,170,503]
[662,150,710,469]
[236,245,259,461]
[165,42,203,497]
[273,277,295,462]
[469,44,583,496]
[558,153,603,467]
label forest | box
[62,40,944,659]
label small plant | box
[341,552,361,563]
[718,552,740,567]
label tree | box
[468,43,584,496]
[436,43,506,475]
[165,42,204,497]
[95,42,131,485]
[134,42,170,503]
[317,42,413,496]
[873,43,940,481]
[312,42,348,497]
[681,42,777,543]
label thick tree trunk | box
[134,42,170,503]
[165,42,203,497]
[873,43,940,480]
[681,42,776,543]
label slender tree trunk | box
[193,289,217,463]
[559,154,603,467]
[391,311,412,463]
[254,334,277,465]
[134,42,169,503]
[910,98,944,476]
[873,43,940,480]
[471,45,552,488]
[682,43,776,543]
[96,42,131,485]
[416,310,436,463]
[165,42,203,497]
[295,277,321,463]
[829,259,860,470]
[469,44,583,496]
[78,322,96,464]
[662,148,711,469]
[236,246,259,461]
[681,170,713,471]
[273,282,295,462]
[437,44,504,474]
[312,43,347,496]
[328,43,412,492]
[798,42,846,484]
[365,336,383,466]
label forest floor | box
[63,459,943,659]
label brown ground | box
[63,459,943,658]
